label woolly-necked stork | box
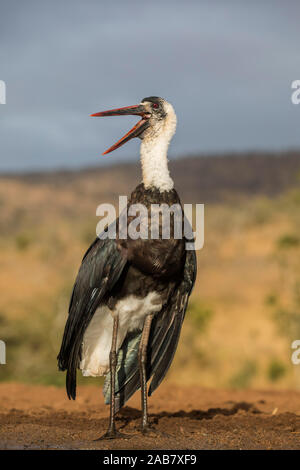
[57,96,197,439]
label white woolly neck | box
[140,102,177,192]
[140,136,174,192]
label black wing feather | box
[57,236,127,399]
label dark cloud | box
[0,1,299,171]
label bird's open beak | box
[91,104,150,155]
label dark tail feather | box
[57,340,77,400]
[66,366,77,400]
[149,294,189,395]
[65,339,82,400]
[149,314,182,395]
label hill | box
[3,150,300,203]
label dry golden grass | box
[0,172,300,390]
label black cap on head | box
[141,96,163,104]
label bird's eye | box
[152,103,159,109]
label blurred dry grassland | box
[0,151,300,389]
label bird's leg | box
[138,313,154,433]
[96,315,129,440]
[107,315,119,436]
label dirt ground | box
[0,383,300,450]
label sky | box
[0,0,300,172]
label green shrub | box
[267,359,286,382]
[15,233,32,251]
[187,301,213,332]
[277,234,300,250]
[229,360,258,388]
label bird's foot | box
[95,428,131,441]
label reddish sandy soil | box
[0,383,300,450]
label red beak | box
[91,104,150,155]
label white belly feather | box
[80,291,162,377]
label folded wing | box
[57,236,127,399]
